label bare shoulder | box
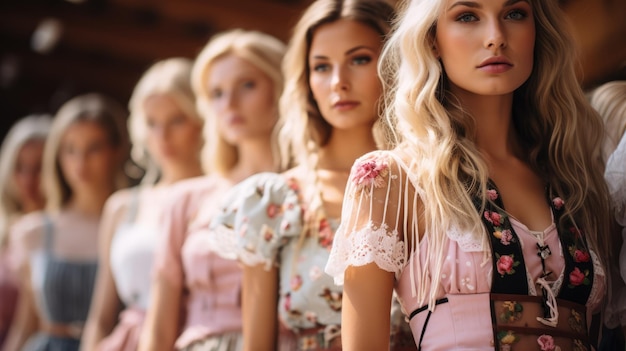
[103,187,136,218]
[10,211,48,253]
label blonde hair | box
[191,29,285,175]
[381,0,611,302]
[589,80,626,161]
[128,58,202,184]
[43,93,130,211]
[0,115,51,246]
[278,0,396,171]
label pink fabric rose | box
[537,334,556,351]
[290,275,303,291]
[352,159,388,188]
[318,218,334,249]
[484,211,493,223]
[569,267,585,286]
[267,203,280,219]
[490,212,502,226]
[487,189,499,201]
[500,229,513,245]
[574,249,591,263]
[552,197,564,210]
[497,255,514,275]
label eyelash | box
[455,9,528,22]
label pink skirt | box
[97,308,145,351]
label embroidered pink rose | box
[352,158,389,189]
[574,249,591,263]
[497,255,514,275]
[263,227,274,242]
[500,229,513,246]
[267,203,280,219]
[537,334,556,351]
[487,189,499,201]
[290,275,303,291]
[318,218,334,249]
[485,211,502,226]
[552,197,564,210]
[569,267,585,286]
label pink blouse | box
[152,176,242,349]
[326,149,606,350]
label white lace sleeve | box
[325,150,416,285]
[606,133,626,228]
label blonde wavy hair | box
[381,0,611,269]
[128,58,202,184]
[0,115,51,247]
[589,80,626,162]
[43,93,130,211]
[191,29,285,175]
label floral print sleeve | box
[325,150,413,285]
[209,172,304,269]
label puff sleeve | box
[209,172,304,269]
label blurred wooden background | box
[1,0,624,142]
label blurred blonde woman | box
[138,30,285,351]
[4,94,129,351]
[80,58,204,351]
[590,80,626,161]
[0,115,51,348]
[208,1,416,350]
[325,0,612,350]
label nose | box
[331,65,349,92]
[485,18,507,50]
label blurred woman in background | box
[4,93,129,351]
[81,58,204,351]
[138,30,285,351]
[0,115,51,348]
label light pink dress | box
[0,245,19,348]
[152,176,243,350]
[326,149,607,350]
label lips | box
[477,55,513,68]
[332,100,360,111]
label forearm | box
[137,280,181,351]
[242,265,278,351]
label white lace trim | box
[208,224,273,269]
[587,250,605,309]
[606,134,626,225]
[325,221,406,286]
[445,223,486,253]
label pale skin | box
[241,19,382,351]
[3,120,122,351]
[341,0,558,349]
[137,54,279,351]
[79,93,203,351]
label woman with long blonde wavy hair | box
[208,1,416,350]
[325,0,613,350]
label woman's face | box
[206,55,277,145]
[308,19,383,130]
[143,93,202,168]
[13,139,45,206]
[58,120,119,191]
[435,0,536,97]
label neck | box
[21,197,45,214]
[158,160,203,186]
[318,125,378,172]
[66,185,113,217]
[228,137,276,183]
[455,90,519,161]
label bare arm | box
[242,264,279,351]
[342,263,395,351]
[80,192,128,351]
[2,264,39,351]
[137,277,181,351]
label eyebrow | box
[311,45,375,60]
[448,0,528,11]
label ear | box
[432,41,440,59]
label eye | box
[242,80,256,90]
[312,63,330,73]
[456,12,478,22]
[210,89,223,100]
[171,115,187,125]
[505,9,527,20]
[352,56,372,65]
